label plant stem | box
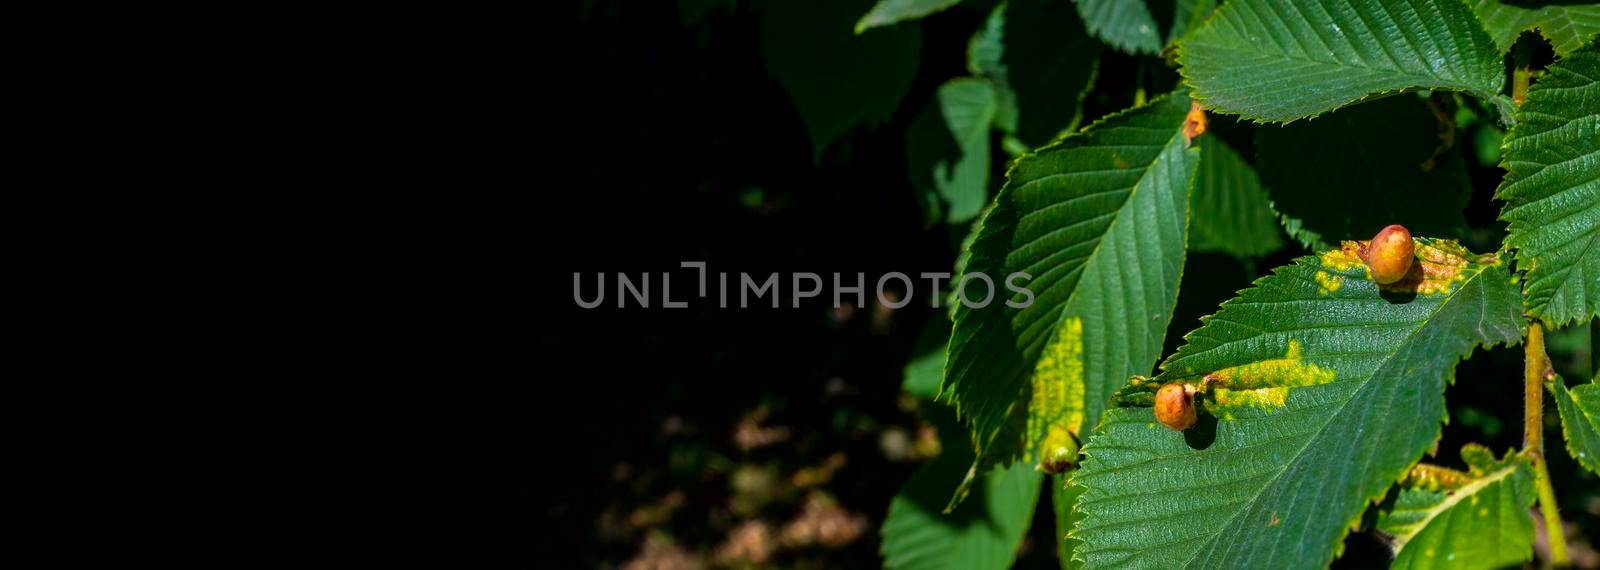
[1524,322,1569,566]
[1531,454,1568,567]
[1526,323,1546,451]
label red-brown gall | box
[1366,224,1415,285]
[1154,383,1197,431]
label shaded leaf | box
[857,0,966,33]
[1179,0,1504,122]
[1166,0,1217,44]
[1470,0,1600,57]
[904,320,952,399]
[1258,95,1471,250]
[1378,446,1536,570]
[1053,477,1084,570]
[940,92,1198,498]
[1496,40,1600,326]
[1074,0,1161,55]
[909,79,999,223]
[1550,374,1600,475]
[762,0,921,159]
[1189,136,1285,258]
[881,400,1042,569]
[969,3,1006,78]
[1072,239,1525,568]
[975,0,1102,147]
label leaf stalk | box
[1523,322,1568,566]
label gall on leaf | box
[1154,383,1197,431]
[1182,101,1206,147]
[1365,224,1415,285]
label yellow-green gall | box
[1154,383,1197,431]
[1366,224,1414,285]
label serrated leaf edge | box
[939,91,1195,505]
[1070,252,1523,568]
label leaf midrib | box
[1388,461,1520,549]
[1178,261,1497,568]
[1185,36,1485,90]
[1042,116,1189,432]
[957,95,1193,461]
[981,150,1178,456]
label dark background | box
[545,1,1598,567]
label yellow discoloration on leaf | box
[1378,239,1471,296]
[1027,317,1084,472]
[1315,270,1343,295]
[1320,238,1477,296]
[1209,387,1289,418]
[1320,245,1366,274]
[1113,155,1130,169]
[1202,340,1336,390]
[1459,443,1497,475]
[1402,463,1472,492]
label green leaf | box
[1258,95,1472,250]
[1074,0,1161,54]
[940,91,1198,494]
[969,4,1006,78]
[857,0,966,33]
[1179,0,1505,122]
[762,0,921,159]
[881,401,1043,570]
[905,320,952,399]
[1377,447,1536,570]
[1167,0,1218,45]
[1189,135,1285,258]
[1469,0,1600,57]
[908,79,999,223]
[1053,477,1084,570]
[1071,239,1525,568]
[1550,374,1600,475]
[1496,40,1600,326]
[974,0,1102,147]
[967,4,1017,135]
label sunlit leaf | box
[1377,446,1536,570]
[1551,374,1600,475]
[940,91,1198,504]
[1496,40,1600,326]
[1072,239,1525,568]
[1180,0,1504,122]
